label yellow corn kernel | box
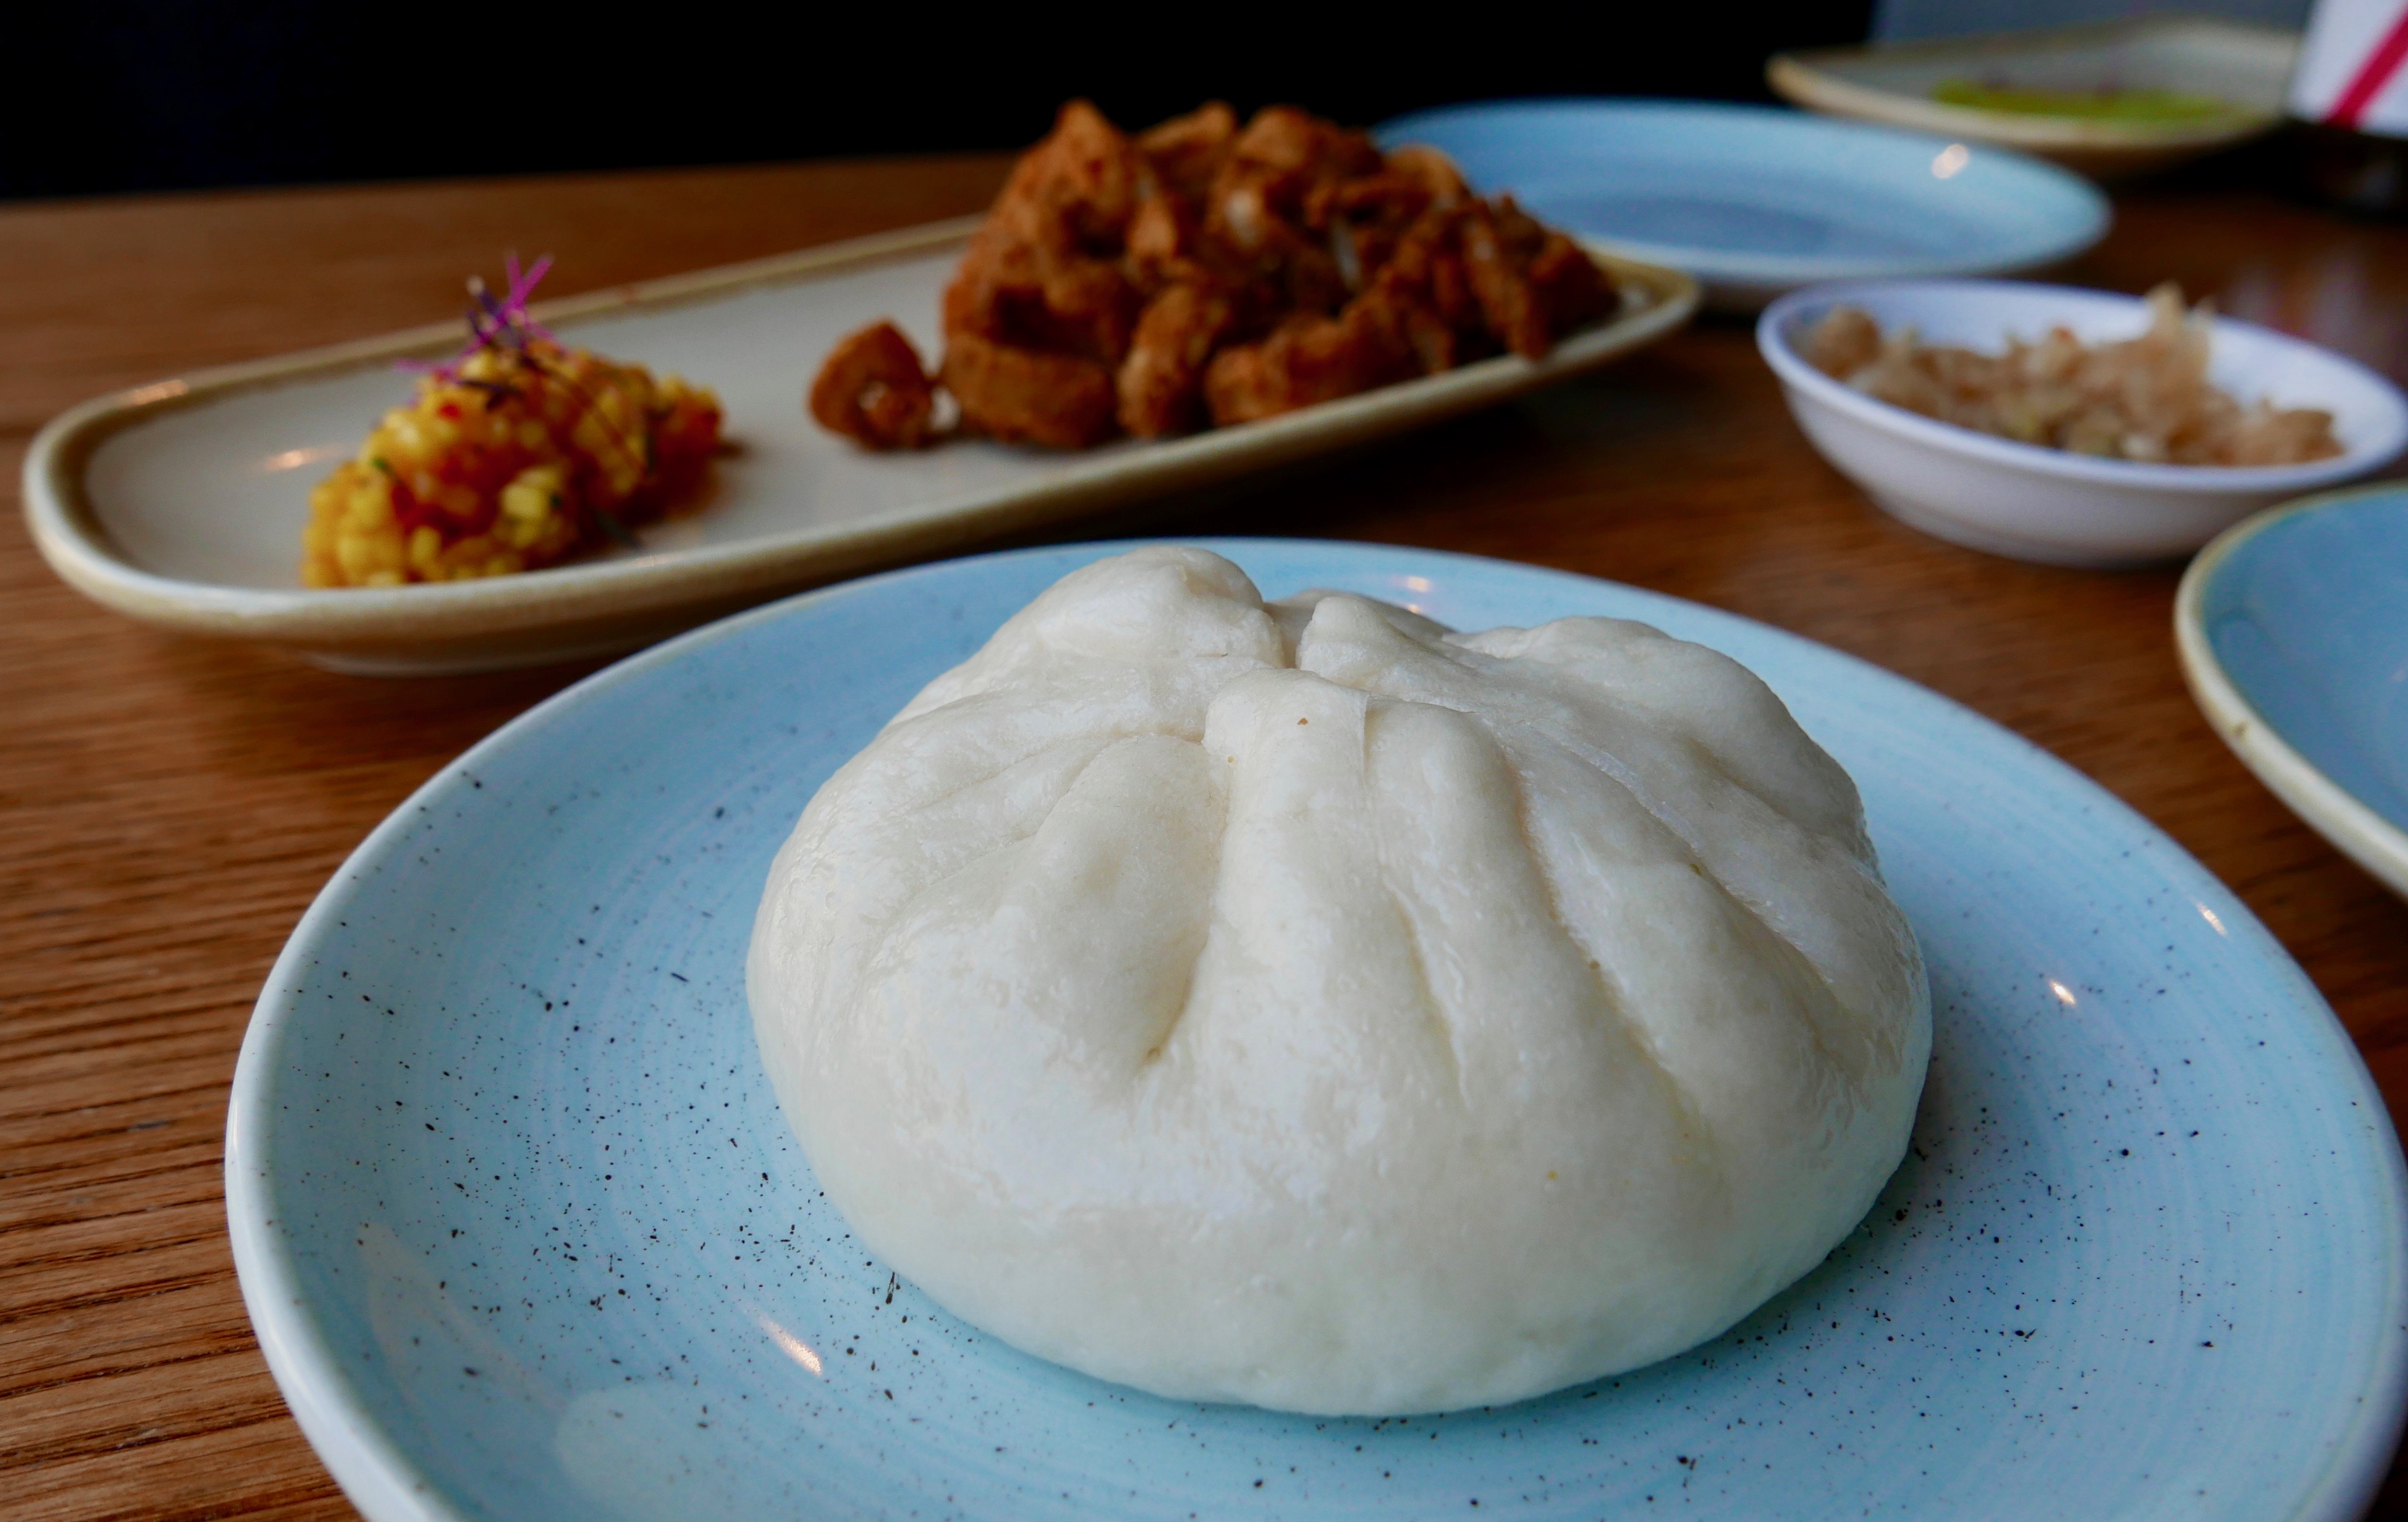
[335,535,377,579]
[407,525,442,572]
[499,463,564,522]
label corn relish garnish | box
[302,257,723,588]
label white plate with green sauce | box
[1770,16,2297,180]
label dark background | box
[3,1,1877,202]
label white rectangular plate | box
[23,221,1696,674]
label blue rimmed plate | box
[2178,483,2408,900]
[229,539,2405,1521]
[1375,100,2110,310]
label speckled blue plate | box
[228,539,2408,1522]
[1373,100,2108,310]
[2179,483,2408,903]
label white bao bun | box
[747,547,1930,1415]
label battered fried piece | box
[943,226,1139,363]
[1228,106,1384,187]
[1278,242,1349,316]
[1387,212,1482,329]
[1308,171,1433,231]
[993,100,1143,257]
[1350,263,1466,374]
[1384,145,1470,208]
[1124,196,1198,292]
[1457,199,1614,360]
[1352,206,1490,371]
[809,101,1619,452]
[943,331,1118,448]
[810,321,939,450]
[1524,232,1614,341]
[1460,198,1612,359]
[1452,204,1541,358]
[1206,106,1384,261]
[1137,101,1238,202]
[1313,171,1438,291]
[1202,306,1416,426]
[942,225,1037,338]
[1039,259,1141,361]
[1117,283,1240,437]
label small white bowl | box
[1757,279,2408,566]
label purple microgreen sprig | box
[399,254,561,383]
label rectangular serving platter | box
[23,219,1697,674]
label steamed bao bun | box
[747,547,1929,1417]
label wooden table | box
[5,155,2406,1521]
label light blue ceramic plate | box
[229,540,2407,1522]
[1374,100,2110,310]
[2178,483,2408,901]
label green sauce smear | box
[1932,79,2240,123]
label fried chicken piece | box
[1117,283,1240,437]
[1350,263,1468,374]
[1455,199,1611,359]
[809,321,939,450]
[1524,230,1613,340]
[1196,177,1348,315]
[1308,171,1433,232]
[806,105,1614,455]
[1378,207,1487,352]
[1202,306,1416,426]
[941,225,1034,338]
[1311,168,1443,292]
[1126,193,1263,298]
[992,100,1143,258]
[1187,107,1392,318]
[943,225,1140,364]
[1488,198,1609,335]
[1206,170,1287,260]
[1124,196,1196,292]
[942,331,1118,448]
[1456,203,1549,359]
[1336,192,1606,371]
[1205,106,1385,261]
[1279,242,1349,316]
[1035,259,1141,362]
[1383,145,1471,209]
[1229,106,1384,187]
[1136,101,1237,203]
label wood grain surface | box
[5,153,2407,1520]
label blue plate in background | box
[229,540,2404,1521]
[1375,100,2110,310]
[2179,483,2408,900]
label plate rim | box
[19,230,1695,662]
[226,536,2408,1521]
[2176,482,2408,901]
[1373,97,2112,286]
